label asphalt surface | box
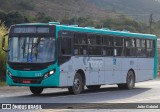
[0,79,160,112]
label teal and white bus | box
[2,22,158,95]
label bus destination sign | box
[13,27,50,33]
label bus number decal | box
[35,73,42,77]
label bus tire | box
[68,73,83,95]
[125,70,135,89]
[118,70,135,90]
[86,85,101,90]
[30,87,43,95]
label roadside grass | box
[0,81,6,86]
[156,70,160,80]
[156,75,160,80]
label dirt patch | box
[0,86,29,94]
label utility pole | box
[149,13,153,34]
[74,0,78,25]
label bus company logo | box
[84,58,103,68]
[2,104,11,109]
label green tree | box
[103,16,148,33]
[5,11,27,27]
[35,12,54,23]
[0,22,7,81]
[61,17,102,28]
[0,11,6,23]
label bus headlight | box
[43,69,55,79]
[49,70,55,75]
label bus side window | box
[61,37,72,55]
[74,33,88,55]
[146,40,154,57]
[107,49,111,56]
[74,49,78,55]
[83,49,87,55]
[102,49,106,55]
[61,48,65,54]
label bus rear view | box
[3,23,59,94]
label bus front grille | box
[12,76,43,84]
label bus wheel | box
[86,85,101,90]
[126,70,135,89]
[119,70,135,90]
[68,73,83,95]
[30,87,43,95]
[118,71,135,90]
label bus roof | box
[13,22,157,40]
[57,25,157,40]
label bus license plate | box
[22,80,31,84]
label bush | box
[0,11,6,23]
[34,12,54,23]
[5,11,28,27]
[103,16,148,33]
[0,22,8,81]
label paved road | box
[0,79,160,112]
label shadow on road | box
[18,86,151,98]
[0,86,152,104]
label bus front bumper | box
[6,68,60,87]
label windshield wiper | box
[32,38,42,61]
[33,37,41,48]
[21,38,26,58]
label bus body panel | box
[57,25,157,85]
[58,57,154,87]
[134,58,154,82]
[59,58,74,86]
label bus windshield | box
[8,37,56,63]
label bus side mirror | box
[2,37,5,48]
[2,33,10,52]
